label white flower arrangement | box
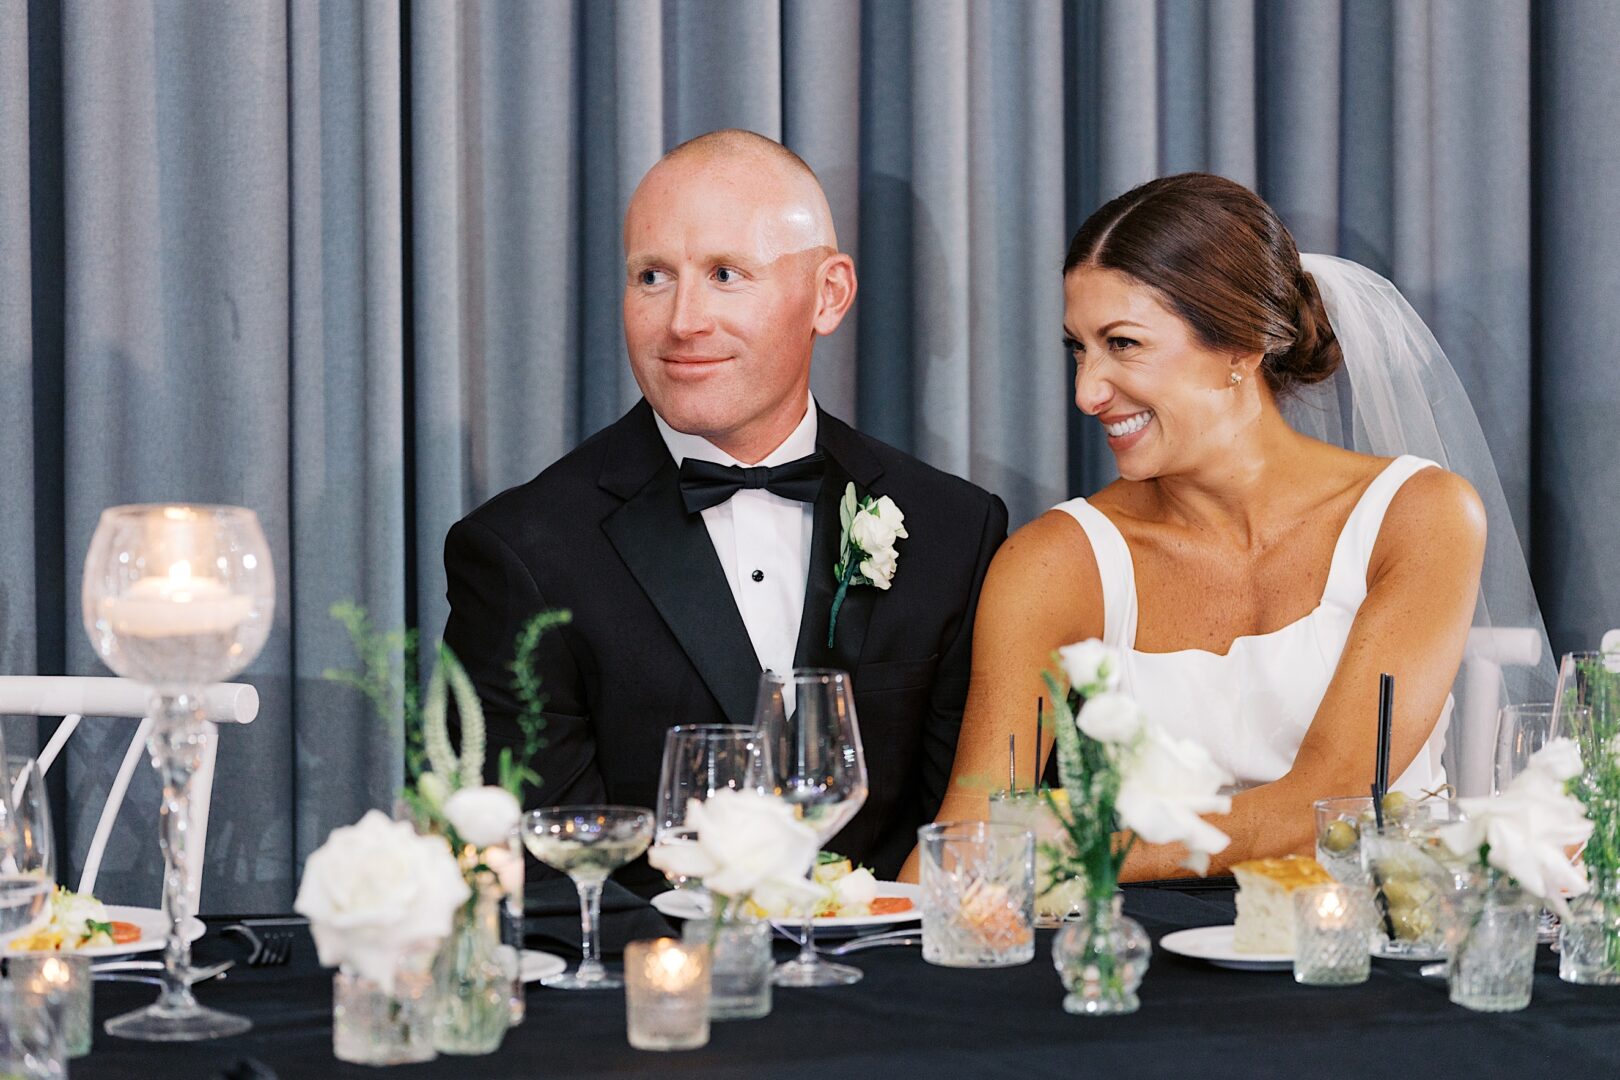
[294,810,472,991]
[647,789,824,919]
[1043,639,1233,893]
[1442,737,1594,916]
[828,483,907,646]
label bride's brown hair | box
[1064,173,1341,394]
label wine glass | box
[753,669,869,987]
[1494,703,1584,795]
[1555,651,1620,781]
[81,504,274,1041]
[654,725,772,891]
[521,805,654,990]
[0,757,55,948]
[1494,703,1586,943]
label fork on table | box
[223,924,295,966]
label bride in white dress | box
[926,173,1550,881]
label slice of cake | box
[1231,855,1334,955]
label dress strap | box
[1052,498,1139,649]
[1321,455,1441,608]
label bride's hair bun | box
[1064,173,1342,395]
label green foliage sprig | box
[323,602,571,817]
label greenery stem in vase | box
[1039,641,1232,1016]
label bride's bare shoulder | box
[974,500,1106,643]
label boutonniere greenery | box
[828,482,908,647]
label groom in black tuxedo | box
[443,129,1006,887]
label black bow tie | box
[677,452,827,514]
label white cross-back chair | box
[1451,628,1545,797]
[0,676,258,913]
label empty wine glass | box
[1555,652,1620,781]
[521,806,654,990]
[753,669,868,987]
[0,757,55,948]
[655,725,771,891]
[1494,703,1584,795]
[81,503,274,1041]
[1494,703,1586,943]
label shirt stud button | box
[751,569,764,583]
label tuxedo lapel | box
[793,409,885,673]
[599,404,762,727]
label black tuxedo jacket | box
[443,400,1007,885]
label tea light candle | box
[100,559,253,638]
[1292,883,1373,986]
[11,952,92,1057]
[624,938,710,1051]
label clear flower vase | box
[1448,877,1538,1012]
[1559,882,1620,985]
[332,952,437,1066]
[1051,893,1150,1016]
[682,917,773,1020]
[433,875,510,1055]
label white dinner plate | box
[61,906,208,959]
[1158,924,1292,971]
[652,882,921,935]
[520,949,567,984]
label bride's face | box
[1063,266,1254,481]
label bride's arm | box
[1122,468,1487,881]
[898,511,1103,881]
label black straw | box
[1374,673,1395,799]
[1008,733,1017,793]
[1034,699,1044,791]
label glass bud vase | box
[433,873,510,1055]
[1448,876,1538,1012]
[1051,893,1150,1016]
[332,950,437,1066]
[1559,882,1620,985]
[682,916,773,1020]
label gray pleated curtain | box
[2,0,1616,912]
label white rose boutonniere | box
[829,483,908,646]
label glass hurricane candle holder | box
[81,504,274,1042]
[1292,884,1373,986]
[624,939,710,1051]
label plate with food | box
[652,851,921,935]
[8,887,206,959]
[1161,855,1336,971]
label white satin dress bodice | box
[1053,455,1449,796]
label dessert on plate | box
[1231,855,1334,955]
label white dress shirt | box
[653,394,818,677]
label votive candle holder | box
[624,939,710,1051]
[1293,883,1373,986]
[9,953,92,1058]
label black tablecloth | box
[75,884,1620,1080]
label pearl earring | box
[1229,371,1243,386]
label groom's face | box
[622,153,850,464]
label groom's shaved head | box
[632,129,840,253]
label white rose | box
[294,810,471,992]
[859,545,900,589]
[831,866,879,915]
[850,510,899,555]
[1115,726,1233,875]
[1526,737,1584,785]
[483,841,525,899]
[1057,640,1122,696]
[646,790,822,912]
[870,495,907,536]
[443,785,522,848]
[1444,767,1593,914]
[1603,628,1620,673]
[1075,691,1143,745]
